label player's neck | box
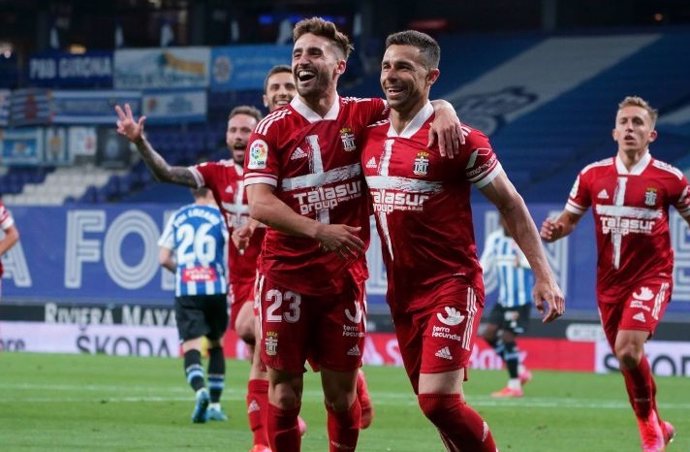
[299,91,336,118]
[390,101,425,134]
[617,147,649,171]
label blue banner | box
[114,47,211,89]
[210,44,291,91]
[28,51,114,87]
[1,128,43,165]
[9,89,52,127]
[2,204,690,314]
[142,89,206,124]
[52,90,141,124]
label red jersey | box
[566,153,690,303]
[189,160,265,283]
[0,200,15,277]
[244,95,388,295]
[361,103,501,314]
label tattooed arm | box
[115,103,196,187]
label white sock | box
[209,402,221,410]
[508,378,521,390]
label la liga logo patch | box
[248,139,268,169]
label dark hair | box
[191,186,210,198]
[263,64,292,93]
[293,16,353,60]
[385,30,440,69]
[228,105,263,122]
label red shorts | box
[392,279,484,393]
[598,280,671,348]
[229,276,257,330]
[256,275,366,374]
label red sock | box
[325,399,361,452]
[621,356,655,419]
[266,403,301,452]
[247,379,269,447]
[418,393,496,451]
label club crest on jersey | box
[248,139,268,169]
[644,187,657,207]
[413,151,430,176]
[340,127,356,152]
[264,331,278,356]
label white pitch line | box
[0,385,689,411]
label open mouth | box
[296,69,316,82]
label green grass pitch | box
[0,353,687,451]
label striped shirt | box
[480,229,533,308]
[158,204,228,297]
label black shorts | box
[174,294,229,342]
[486,303,531,335]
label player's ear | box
[427,68,440,85]
[335,59,347,76]
[649,129,658,143]
[262,94,269,108]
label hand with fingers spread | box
[315,224,364,259]
[115,103,146,143]
[533,280,565,323]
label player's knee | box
[418,394,447,424]
[615,344,643,369]
[271,384,301,410]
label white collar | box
[291,94,340,122]
[387,102,434,139]
[615,151,651,175]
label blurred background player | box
[158,187,229,422]
[362,30,564,451]
[480,215,534,398]
[0,198,20,301]
[540,96,682,452]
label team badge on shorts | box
[264,331,278,356]
[248,139,268,169]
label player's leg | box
[418,370,496,452]
[257,276,310,452]
[492,304,532,397]
[175,296,211,423]
[315,283,367,452]
[181,337,210,423]
[416,283,497,451]
[320,368,361,452]
[603,282,672,451]
[247,314,271,451]
[355,368,373,429]
[205,294,230,421]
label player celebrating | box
[245,17,462,452]
[362,30,564,451]
[541,96,682,452]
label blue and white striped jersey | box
[158,204,228,297]
[480,229,534,308]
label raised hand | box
[115,103,146,143]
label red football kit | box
[361,102,501,386]
[244,95,387,372]
[565,153,690,344]
[189,160,265,328]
